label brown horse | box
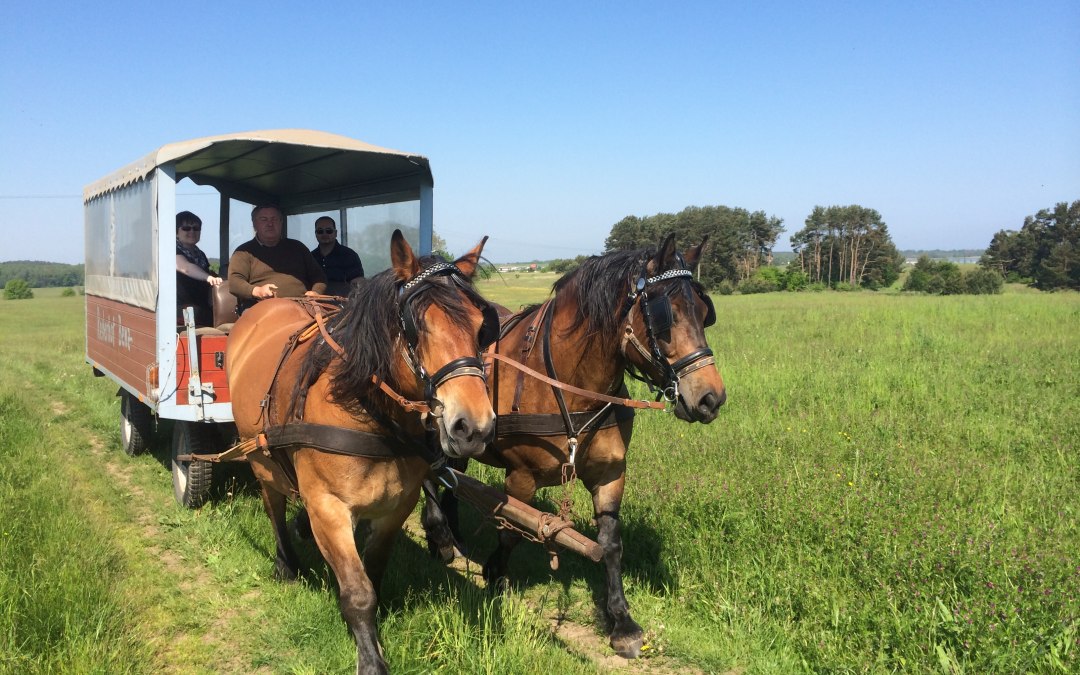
[227,231,496,674]
[422,233,725,658]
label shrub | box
[964,268,1004,294]
[4,279,33,300]
[716,280,735,295]
[784,270,809,291]
[61,287,76,297]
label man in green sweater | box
[228,205,327,313]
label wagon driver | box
[228,204,327,313]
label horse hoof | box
[425,537,457,564]
[436,544,457,564]
[273,561,298,582]
[610,626,644,659]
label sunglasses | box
[315,229,336,234]
[179,225,201,232]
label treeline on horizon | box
[4,199,1077,295]
[548,199,1079,295]
[0,261,84,288]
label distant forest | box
[0,261,84,288]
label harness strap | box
[495,406,633,437]
[488,352,664,410]
[511,300,549,412]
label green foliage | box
[3,279,33,300]
[979,200,1080,290]
[604,205,785,289]
[2,289,1077,672]
[547,255,588,274]
[0,260,84,288]
[790,204,904,289]
[737,266,784,294]
[964,267,1004,295]
[783,268,808,291]
[904,256,1002,295]
[60,287,76,297]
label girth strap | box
[496,405,634,437]
[262,422,417,458]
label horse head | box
[389,230,497,457]
[626,233,726,423]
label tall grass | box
[1,288,1077,672]
[615,292,1080,672]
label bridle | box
[621,261,717,403]
[397,261,499,415]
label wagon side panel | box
[86,294,157,401]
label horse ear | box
[647,232,678,275]
[453,236,489,279]
[390,229,421,282]
[683,235,709,268]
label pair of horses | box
[226,230,724,673]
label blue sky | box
[1,1,1077,264]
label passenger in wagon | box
[311,216,364,296]
[228,204,327,314]
[175,211,223,326]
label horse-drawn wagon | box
[84,129,725,670]
[84,129,437,507]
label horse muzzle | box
[674,386,725,423]
[438,408,495,458]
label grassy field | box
[1,285,1077,673]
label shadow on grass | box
[413,487,674,636]
[147,419,261,505]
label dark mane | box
[551,246,707,347]
[551,248,647,343]
[292,258,485,417]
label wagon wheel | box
[120,391,153,457]
[171,421,214,508]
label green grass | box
[1,289,1077,673]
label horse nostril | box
[697,390,725,417]
[451,416,474,442]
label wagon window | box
[345,201,421,275]
[84,178,156,310]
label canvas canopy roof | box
[83,129,433,212]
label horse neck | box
[545,297,627,394]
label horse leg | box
[420,458,468,563]
[360,503,414,599]
[258,483,302,581]
[590,471,643,658]
[306,497,387,675]
[420,479,458,563]
[482,468,536,587]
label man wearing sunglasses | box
[228,204,327,313]
[311,216,364,296]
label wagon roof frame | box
[83,128,433,211]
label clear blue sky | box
[1,1,1077,264]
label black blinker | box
[700,291,716,327]
[646,294,673,340]
[478,304,500,348]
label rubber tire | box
[172,421,214,508]
[120,392,153,457]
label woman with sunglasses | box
[176,211,222,326]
